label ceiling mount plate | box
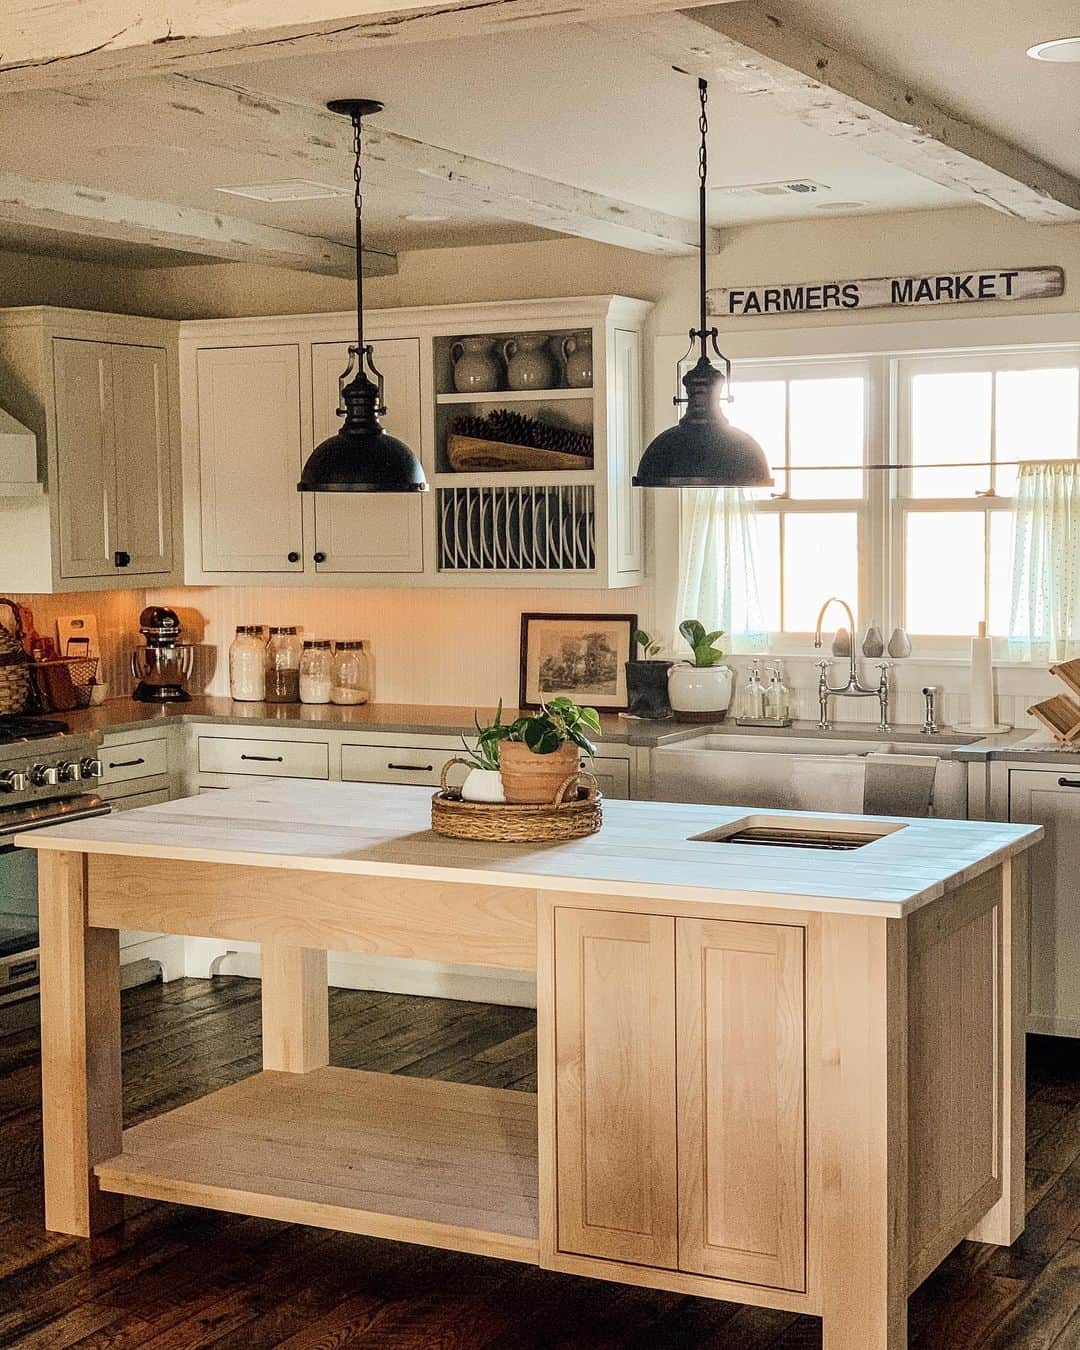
[326,99,385,120]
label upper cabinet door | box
[111,344,173,576]
[310,339,424,574]
[197,346,304,574]
[676,918,806,1291]
[553,908,678,1269]
[53,338,117,579]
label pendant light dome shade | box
[634,78,772,491]
[297,98,427,494]
[633,355,772,488]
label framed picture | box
[519,612,637,711]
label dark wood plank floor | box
[0,976,1077,1348]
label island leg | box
[261,944,329,1073]
[38,850,123,1237]
[968,856,1028,1246]
[819,913,908,1350]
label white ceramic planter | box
[461,767,506,803]
[667,663,734,722]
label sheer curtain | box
[1008,460,1080,662]
[674,488,767,651]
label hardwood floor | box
[0,976,1077,1348]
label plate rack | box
[436,483,595,573]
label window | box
[697,345,1080,652]
[896,353,1080,639]
[727,363,870,633]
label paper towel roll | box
[969,622,997,731]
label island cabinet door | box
[676,919,806,1292]
[553,909,677,1268]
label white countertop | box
[17,781,1041,918]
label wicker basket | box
[0,598,30,715]
[31,657,100,712]
[431,757,602,843]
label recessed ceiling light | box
[815,201,868,211]
[215,180,349,202]
[404,212,450,222]
[1027,36,1080,61]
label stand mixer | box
[130,606,194,703]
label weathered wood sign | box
[709,265,1064,317]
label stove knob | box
[29,763,59,787]
[80,757,104,779]
[0,770,28,793]
[57,760,82,783]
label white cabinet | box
[0,308,181,592]
[1008,767,1080,1037]
[311,339,424,574]
[196,345,305,574]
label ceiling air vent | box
[712,179,830,199]
[215,180,349,203]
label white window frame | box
[652,312,1080,665]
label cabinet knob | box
[287,551,300,563]
[313,551,327,564]
[114,550,131,568]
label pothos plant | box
[679,619,726,667]
[460,696,602,766]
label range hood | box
[0,406,42,496]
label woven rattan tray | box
[431,757,602,843]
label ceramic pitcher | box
[502,334,555,391]
[451,337,500,393]
[561,332,593,389]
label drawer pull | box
[387,762,434,772]
[108,757,145,769]
[1058,777,1080,788]
[241,753,285,763]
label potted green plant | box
[625,629,673,720]
[458,701,510,802]
[499,696,602,804]
[668,619,734,722]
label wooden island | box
[18,781,1041,1350]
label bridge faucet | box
[813,596,891,732]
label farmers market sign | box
[708,265,1064,317]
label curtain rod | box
[764,458,1079,472]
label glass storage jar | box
[265,626,302,704]
[229,625,266,702]
[299,639,333,705]
[330,641,369,706]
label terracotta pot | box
[499,740,581,804]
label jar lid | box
[268,625,293,634]
[336,640,364,650]
[303,638,332,648]
[235,624,263,635]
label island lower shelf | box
[94,1066,540,1265]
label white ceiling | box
[0,1,1075,268]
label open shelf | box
[437,388,592,404]
[95,1067,540,1264]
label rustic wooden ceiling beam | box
[0,172,398,276]
[619,3,1080,222]
[0,0,726,93]
[55,74,712,255]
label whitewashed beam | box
[0,0,726,93]
[62,74,711,255]
[618,4,1080,223]
[0,172,398,276]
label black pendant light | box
[633,80,773,489]
[298,99,427,494]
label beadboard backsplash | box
[4,589,145,694]
[146,585,656,706]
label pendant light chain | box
[353,111,365,354]
[697,78,711,357]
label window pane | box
[789,377,864,499]
[910,371,991,497]
[728,380,786,498]
[782,513,858,632]
[905,512,985,635]
[988,511,1014,636]
[754,512,781,633]
[995,367,1080,496]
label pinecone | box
[452,409,593,458]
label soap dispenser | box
[737,661,766,721]
[765,661,792,724]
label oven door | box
[0,797,112,1002]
